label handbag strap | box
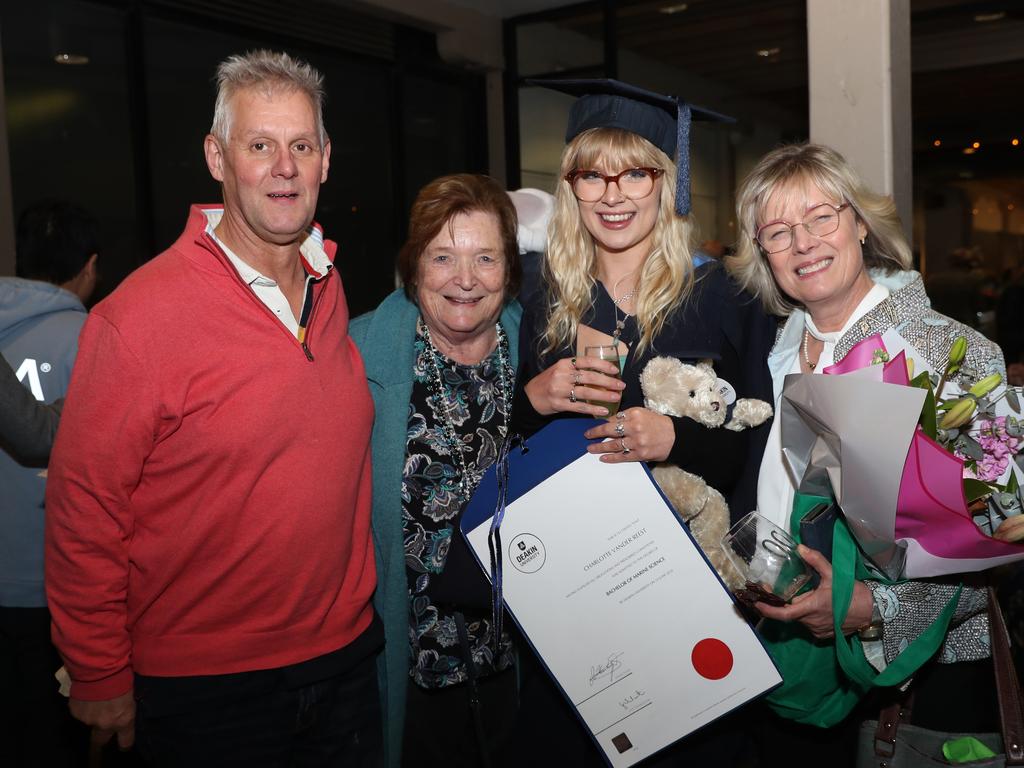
[870,588,1024,764]
[988,586,1024,765]
[872,694,912,759]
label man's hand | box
[69,690,136,750]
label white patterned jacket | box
[768,269,1005,667]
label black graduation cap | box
[526,78,734,216]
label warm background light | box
[53,53,89,65]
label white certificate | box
[462,421,781,767]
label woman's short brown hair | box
[398,174,521,301]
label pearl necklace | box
[802,328,817,371]
[419,319,513,502]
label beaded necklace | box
[802,328,817,371]
[419,319,513,502]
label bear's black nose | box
[711,402,720,411]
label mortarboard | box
[526,78,734,216]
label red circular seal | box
[691,638,733,680]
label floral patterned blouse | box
[402,328,514,689]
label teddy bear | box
[639,357,773,589]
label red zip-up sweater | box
[44,205,376,701]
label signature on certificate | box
[589,651,625,686]
[619,689,647,710]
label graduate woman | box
[511,79,777,766]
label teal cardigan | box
[350,289,522,768]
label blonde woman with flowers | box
[728,142,1004,766]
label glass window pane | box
[143,15,397,316]
[2,0,137,302]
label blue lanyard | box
[487,435,516,653]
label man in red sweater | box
[44,50,381,766]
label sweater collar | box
[200,208,332,280]
[360,290,521,387]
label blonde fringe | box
[542,128,696,357]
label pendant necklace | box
[610,270,638,348]
[419,319,512,502]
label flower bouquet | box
[924,337,1024,542]
[778,333,1024,579]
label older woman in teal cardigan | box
[350,174,522,768]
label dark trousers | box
[0,606,87,768]
[402,667,518,768]
[134,652,383,768]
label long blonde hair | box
[541,127,696,355]
[727,142,912,316]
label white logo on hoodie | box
[15,358,45,401]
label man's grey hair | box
[210,50,327,148]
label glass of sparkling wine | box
[583,344,622,419]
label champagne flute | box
[583,344,622,419]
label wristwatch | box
[858,600,884,641]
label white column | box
[807,0,912,238]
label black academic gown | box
[512,259,778,524]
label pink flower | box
[957,416,1023,483]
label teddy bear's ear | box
[697,359,716,374]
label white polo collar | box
[202,208,332,282]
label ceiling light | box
[1013,139,1021,147]
[974,12,1006,22]
[933,139,941,147]
[54,53,89,65]
[659,3,688,13]
[972,141,981,149]
[756,47,781,58]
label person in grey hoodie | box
[0,200,97,767]
[0,356,62,462]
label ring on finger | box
[573,372,581,386]
[570,357,578,370]
[619,438,631,454]
[614,422,625,437]
[569,387,577,403]
[615,411,626,421]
